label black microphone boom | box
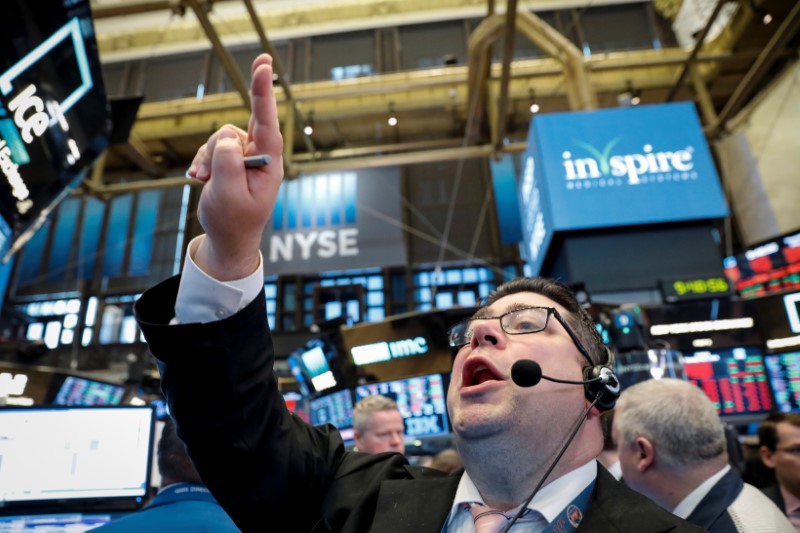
[510,360,606,387]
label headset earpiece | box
[582,346,620,410]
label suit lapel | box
[369,474,461,532]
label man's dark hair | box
[759,412,800,451]
[483,277,606,366]
[157,417,204,485]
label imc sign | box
[262,168,407,275]
[520,102,728,273]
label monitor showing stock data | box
[355,373,449,439]
[683,346,773,420]
[309,388,354,442]
[765,351,800,413]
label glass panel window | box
[325,302,342,320]
[367,292,384,307]
[367,307,385,322]
[457,291,477,307]
[44,322,61,349]
[435,292,454,309]
[61,329,74,345]
[82,328,93,346]
[27,323,45,341]
[120,316,139,344]
[63,314,78,329]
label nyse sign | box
[269,228,358,262]
[263,169,406,275]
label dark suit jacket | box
[135,275,703,533]
[685,468,743,533]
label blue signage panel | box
[518,125,556,275]
[488,155,523,244]
[261,167,407,275]
[530,102,728,231]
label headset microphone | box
[511,359,609,387]
[509,359,620,411]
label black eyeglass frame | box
[447,306,594,366]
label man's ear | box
[760,445,777,469]
[635,437,656,472]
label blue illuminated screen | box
[309,389,354,442]
[0,513,119,532]
[54,375,126,406]
[765,351,800,413]
[355,373,449,438]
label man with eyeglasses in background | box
[760,412,800,530]
[134,53,701,532]
[353,395,406,455]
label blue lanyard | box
[540,480,595,533]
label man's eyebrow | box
[473,302,537,319]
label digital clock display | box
[661,276,731,302]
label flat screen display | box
[355,373,449,438]
[683,347,773,419]
[723,231,800,299]
[0,512,119,531]
[765,351,800,413]
[283,392,310,423]
[309,389,354,442]
[0,0,110,260]
[52,375,127,406]
[290,337,340,394]
[0,406,154,510]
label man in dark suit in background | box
[134,53,702,533]
[613,378,793,533]
[760,412,800,531]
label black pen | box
[244,154,272,167]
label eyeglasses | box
[775,446,800,456]
[447,306,593,364]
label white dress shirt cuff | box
[173,235,265,324]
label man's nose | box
[469,319,506,348]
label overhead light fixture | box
[650,318,754,336]
[303,111,314,136]
[387,102,398,127]
[749,0,772,24]
[528,88,540,114]
[618,80,641,107]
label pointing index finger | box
[248,54,281,156]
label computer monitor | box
[0,406,154,513]
[0,0,110,261]
[0,512,122,532]
[683,346,774,421]
[355,373,450,439]
[765,351,800,413]
[49,374,127,406]
[290,337,342,394]
[309,388,354,443]
[282,392,310,423]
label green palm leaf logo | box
[573,137,622,176]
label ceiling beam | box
[184,0,250,108]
